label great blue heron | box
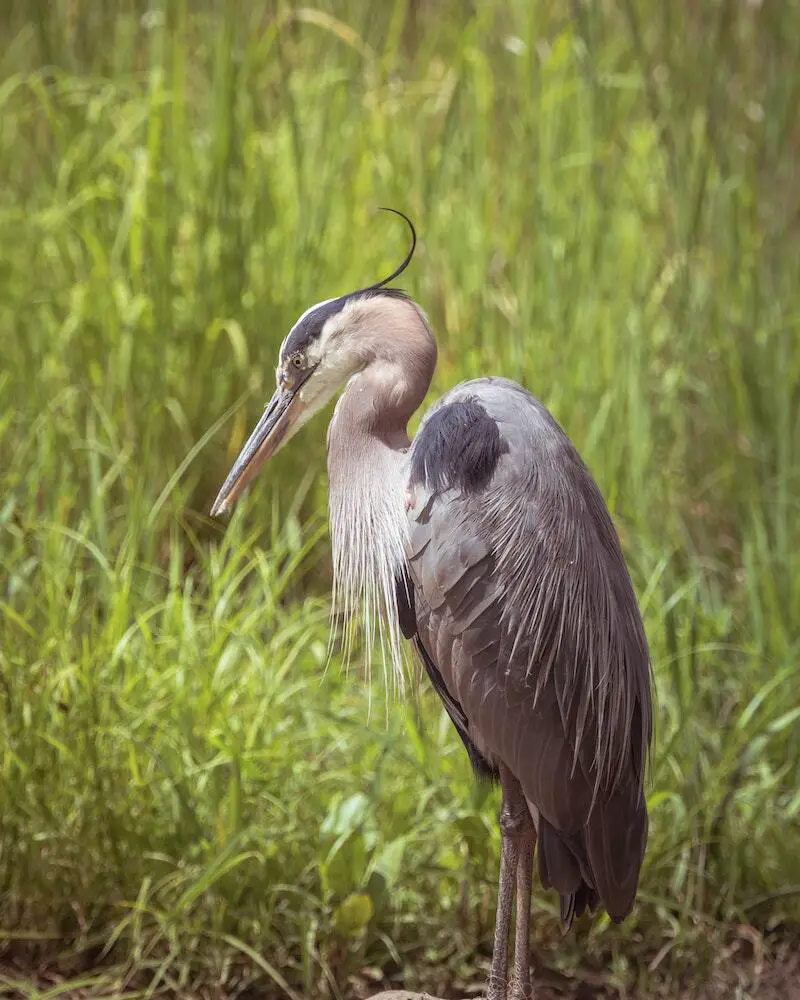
[209,210,653,1000]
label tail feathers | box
[560,882,600,931]
[537,817,598,932]
[537,792,647,931]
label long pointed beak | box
[210,386,304,517]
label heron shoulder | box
[409,391,508,495]
[410,376,577,499]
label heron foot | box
[486,972,508,1000]
[486,966,534,1000]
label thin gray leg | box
[487,764,533,1000]
[486,822,518,1000]
[509,828,535,1000]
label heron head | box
[209,209,419,517]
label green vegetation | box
[1,1,798,996]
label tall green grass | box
[1,0,798,995]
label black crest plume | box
[359,207,417,292]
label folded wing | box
[403,377,652,924]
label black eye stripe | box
[282,297,346,359]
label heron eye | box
[291,355,303,370]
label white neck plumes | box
[327,390,411,698]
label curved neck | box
[330,365,421,453]
[329,298,437,453]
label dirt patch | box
[360,931,800,1000]
[0,932,798,999]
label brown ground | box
[0,933,798,1000]
[361,928,800,1000]
[372,948,800,1000]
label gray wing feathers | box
[406,377,653,923]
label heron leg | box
[487,821,517,1000]
[510,823,535,1000]
[487,764,533,1000]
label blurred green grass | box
[1,0,799,996]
